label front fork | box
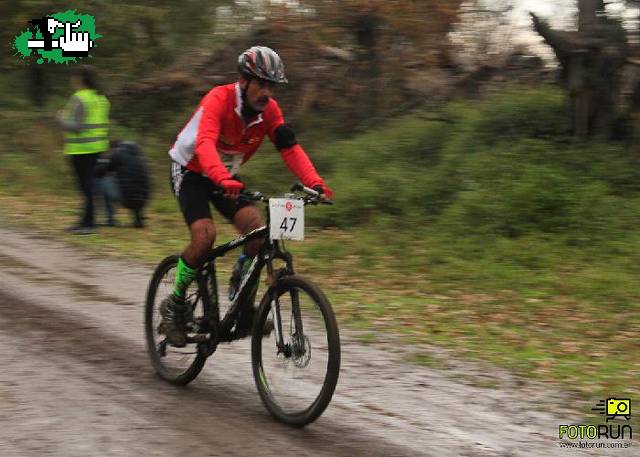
[265,242,305,357]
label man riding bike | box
[162,46,333,347]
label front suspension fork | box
[264,242,305,356]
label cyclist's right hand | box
[220,179,244,198]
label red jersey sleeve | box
[266,100,324,188]
[195,90,233,184]
[280,144,323,188]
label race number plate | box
[269,198,304,241]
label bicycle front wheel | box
[251,275,341,426]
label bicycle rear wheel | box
[251,275,340,426]
[145,255,207,386]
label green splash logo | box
[13,11,100,64]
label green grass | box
[1,85,639,401]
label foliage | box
[3,0,466,132]
[3,0,233,107]
[301,86,640,245]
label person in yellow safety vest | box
[57,65,113,235]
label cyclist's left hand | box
[313,183,333,200]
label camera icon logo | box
[592,397,632,421]
[606,398,631,421]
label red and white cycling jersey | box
[169,83,322,188]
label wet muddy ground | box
[0,227,632,456]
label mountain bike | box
[144,184,341,426]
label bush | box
[308,86,637,245]
[451,86,570,145]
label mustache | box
[257,96,269,105]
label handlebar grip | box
[291,183,321,197]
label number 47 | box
[280,217,297,232]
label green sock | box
[173,257,197,298]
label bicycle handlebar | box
[290,183,333,205]
[290,183,318,196]
[213,183,333,206]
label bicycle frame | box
[197,218,296,352]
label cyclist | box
[162,46,333,347]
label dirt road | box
[0,227,633,456]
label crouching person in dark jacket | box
[95,140,151,228]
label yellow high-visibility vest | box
[63,88,110,155]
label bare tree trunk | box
[573,0,606,136]
[28,62,46,107]
[531,0,627,139]
[578,0,604,31]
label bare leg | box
[161,217,217,347]
[233,206,264,257]
[182,218,216,267]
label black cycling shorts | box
[169,161,254,226]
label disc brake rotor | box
[292,334,311,368]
